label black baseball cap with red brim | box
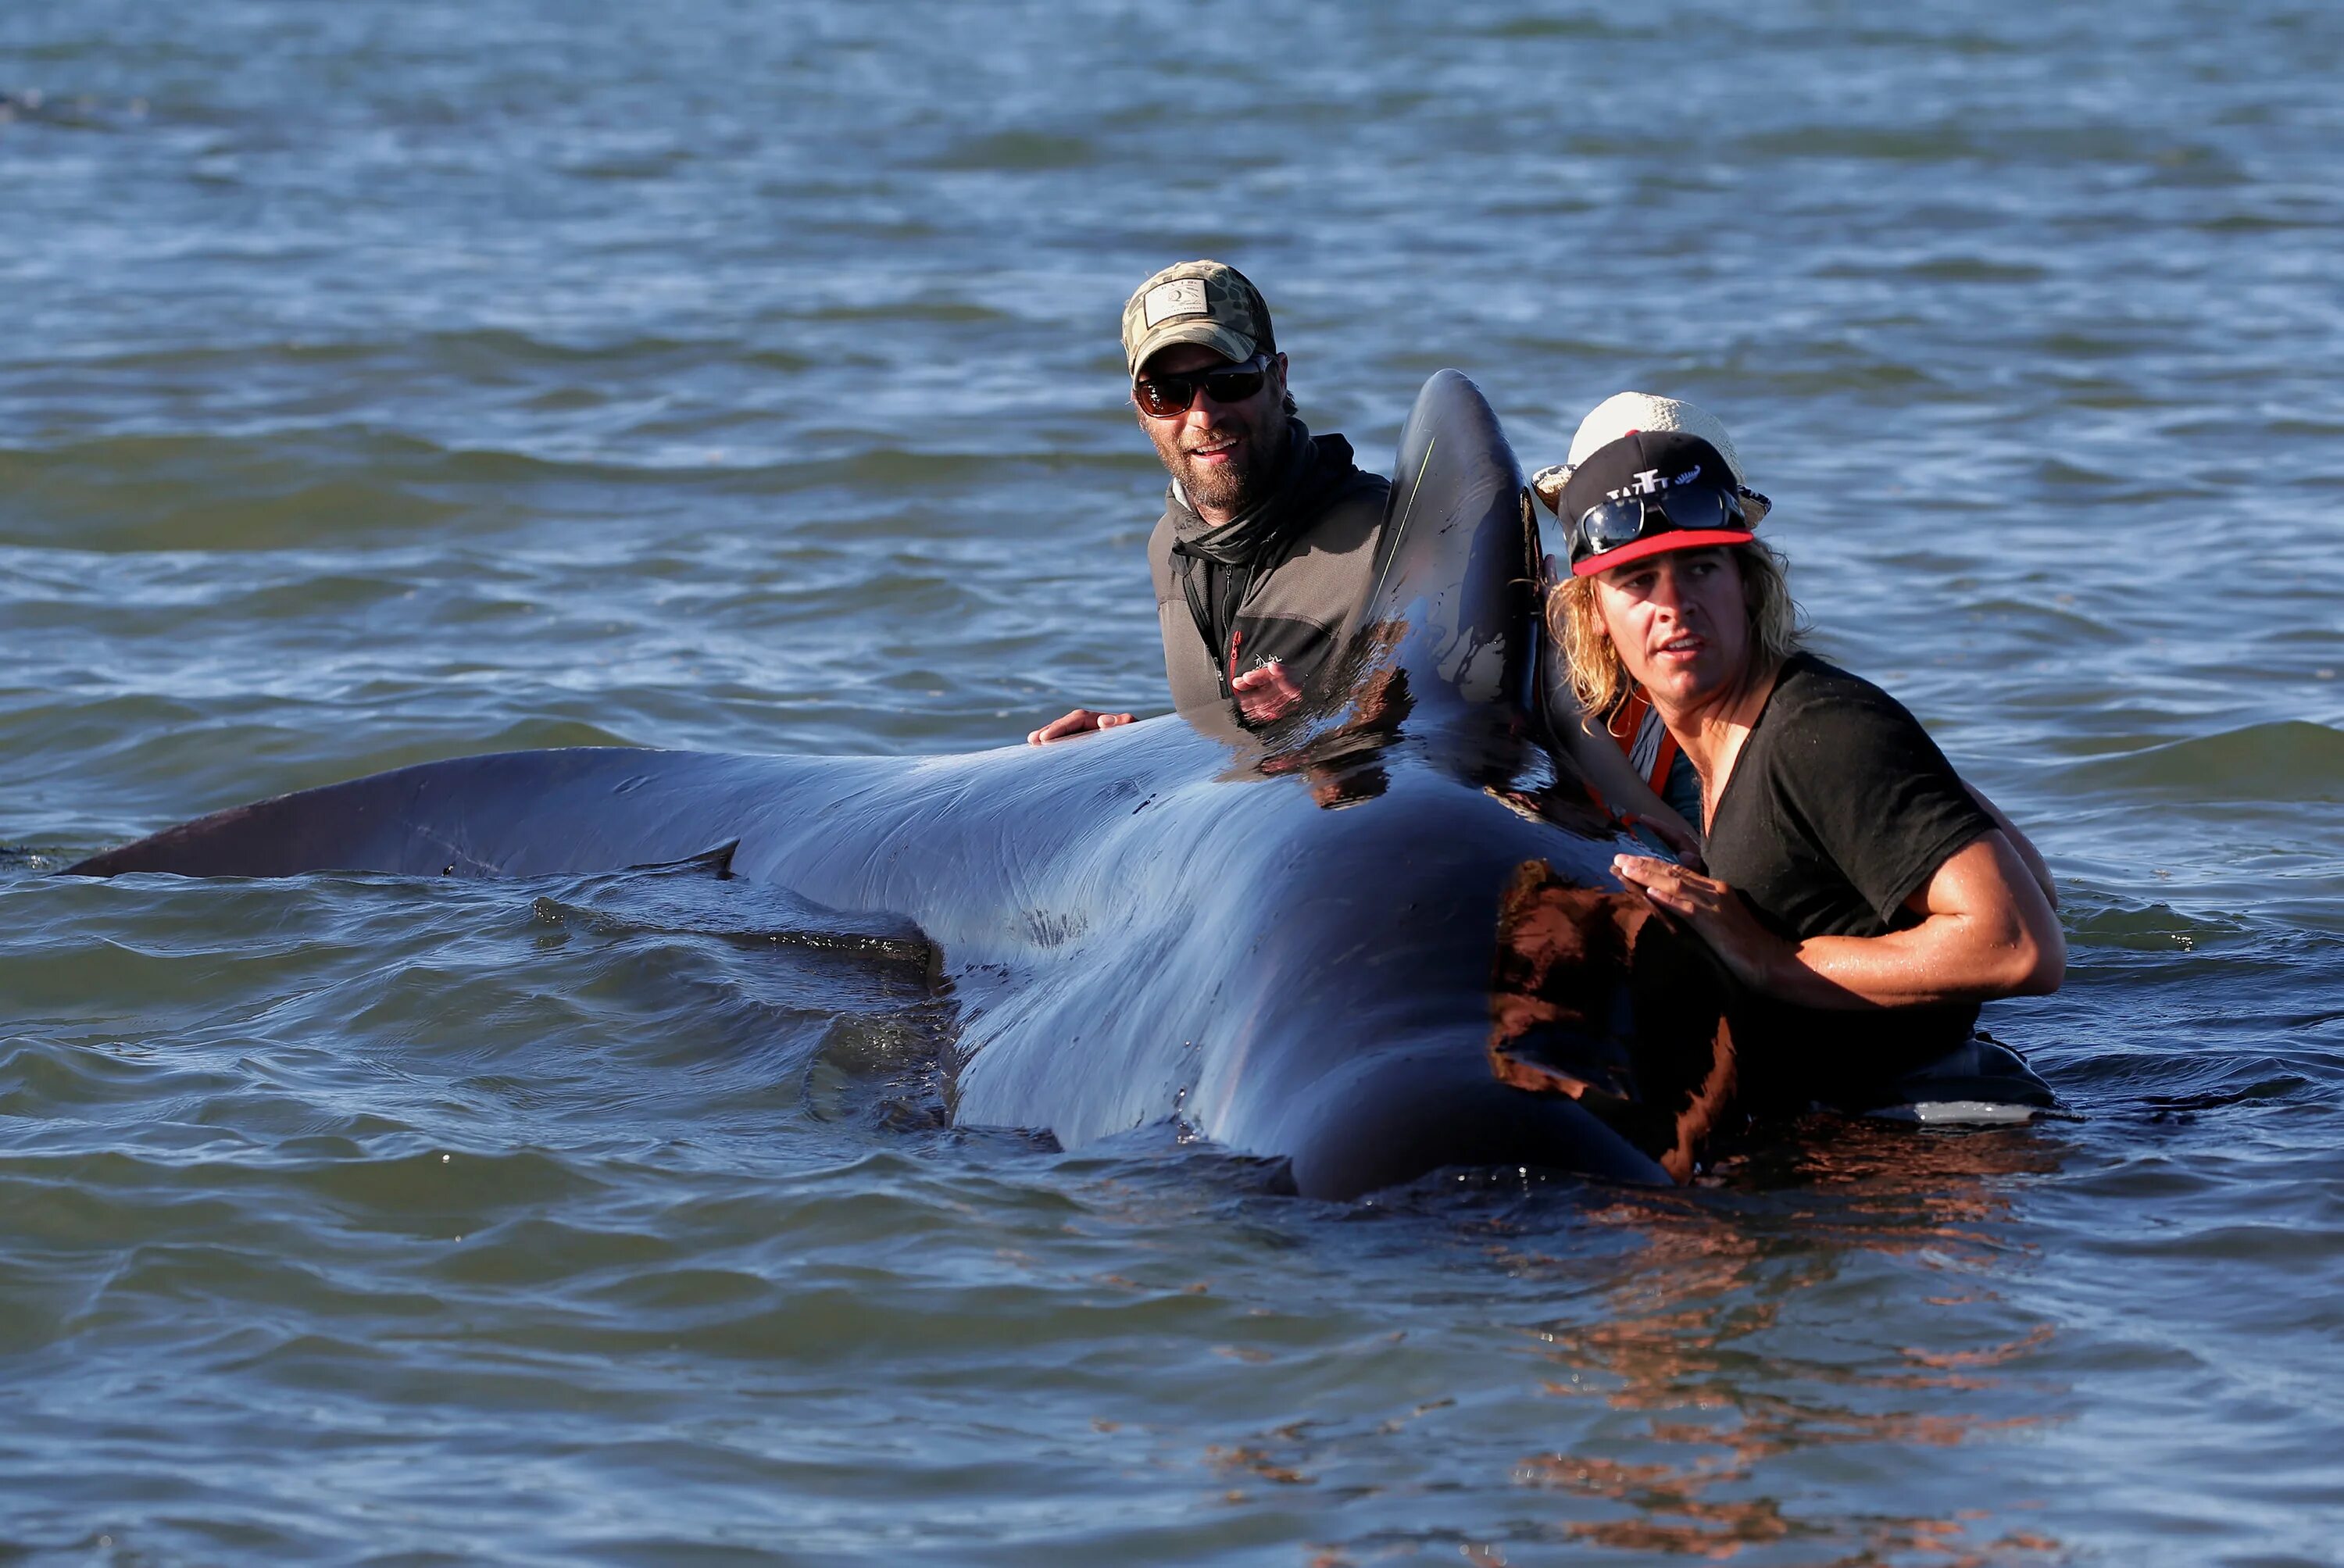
[1556,429,1770,577]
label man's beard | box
[1163,419,1288,519]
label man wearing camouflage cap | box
[1028,261,1390,741]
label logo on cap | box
[1606,463,1702,502]
[1142,278,1209,329]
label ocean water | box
[5,2,2342,1563]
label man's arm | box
[1554,712,1702,863]
[1613,830,2064,1009]
[1531,631,1701,862]
[1963,781,2056,909]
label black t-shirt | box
[1703,653,1999,1097]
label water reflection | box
[1503,1125,2069,1562]
[1148,1127,2070,1565]
[1256,662,1412,810]
[1229,621,1415,809]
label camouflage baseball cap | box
[1120,260,1277,377]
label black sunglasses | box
[1567,478,1769,569]
[1132,354,1270,419]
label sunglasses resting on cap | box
[1547,429,1772,577]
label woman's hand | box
[1612,854,1786,991]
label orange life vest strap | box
[1604,691,1679,798]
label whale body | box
[70,372,1745,1198]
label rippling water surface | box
[5,2,2342,1563]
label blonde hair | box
[1545,542,1806,715]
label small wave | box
[1898,256,2049,284]
[2063,898,2250,950]
[2057,721,2344,803]
[559,148,693,182]
[0,88,145,132]
[2196,210,2340,234]
[1737,125,1983,162]
[1477,16,1645,38]
[1839,27,2022,56]
[793,298,1015,326]
[1954,596,2128,645]
[924,129,1099,172]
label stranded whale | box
[68,372,1892,1196]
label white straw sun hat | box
[1530,392,1753,513]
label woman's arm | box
[1613,830,2064,1009]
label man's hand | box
[1612,854,1788,992]
[1231,659,1302,723]
[1027,708,1134,745]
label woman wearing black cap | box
[1538,393,2064,1102]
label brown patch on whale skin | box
[1487,860,1738,1181]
